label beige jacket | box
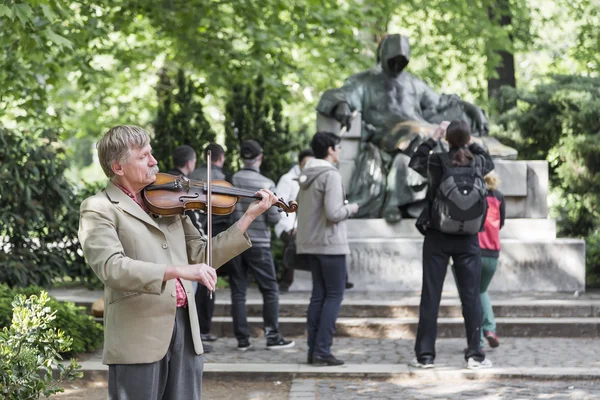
[78,182,251,365]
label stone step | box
[93,316,600,338]
[211,299,600,319]
[207,316,600,339]
[81,297,600,318]
[76,362,600,381]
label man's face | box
[188,156,197,172]
[299,155,314,170]
[115,143,159,188]
[330,144,342,164]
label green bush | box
[224,75,309,182]
[586,231,600,288]
[0,291,82,399]
[152,68,217,172]
[0,285,103,356]
[497,75,600,286]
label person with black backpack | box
[408,120,495,370]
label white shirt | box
[274,164,301,238]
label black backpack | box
[430,152,487,235]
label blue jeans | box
[306,254,346,358]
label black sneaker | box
[201,333,218,342]
[307,352,313,364]
[345,281,354,290]
[313,354,344,366]
[266,338,295,350]
[279,284,290,293]
[237,340,252,351]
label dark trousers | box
[229,246,280,342]
[306,254,346,358]
[279,231,295,288]
[108,308,204,400]
[195,223,230,335]
[415,230,485,362]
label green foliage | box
[152,69,217,172]
[0,285,103,357]
[0,127,101,288]
[585,230,600,287]
[0,291,82,399]
[497,75,600,285]
[0,127,82,288]
[224,75,309,182]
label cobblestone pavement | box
[291,378,600,400]
[201,337,600,369]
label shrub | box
[0,127,88,288]
[497,75,600,286]
[0,285,103,356]
[152,68,217,172]
[0,291,82,399]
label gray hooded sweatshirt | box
[296,159,353,255]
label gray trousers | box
[108,307,204,400]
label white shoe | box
[466,357,493,369]
[409,358,435,369]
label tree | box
[497,75,600,285]
[224,75,308,182]
[487,0,517,111]
[151,69,217,171]
[0,127,87,288]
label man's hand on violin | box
[246,188,279,219]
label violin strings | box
[188,182,263,198]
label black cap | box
[240,139,263,160]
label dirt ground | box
[49,377,291,400]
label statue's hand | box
[460,101,489,136]
[333,102,353,131]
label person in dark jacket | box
[478,171,505,349]
[229,139,294,351]
[408,120,495,370]
[189,143,232,343]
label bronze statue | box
[317,34,511,222]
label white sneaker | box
[409,358,435,369]
[466,357,493,369]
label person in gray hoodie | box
[296,132,359,366]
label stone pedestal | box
[292,113,587,293]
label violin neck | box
[209,185,261,200]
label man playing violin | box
[78,125,280,400]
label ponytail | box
[452,146,474,166]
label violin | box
[142,173,298,217]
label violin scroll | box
[274,198,298,216]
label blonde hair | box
[484,171,499,191]
[97,125,149,178]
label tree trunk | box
[487,0,516,111]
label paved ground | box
[51,377,600,399]
[48,287,600,305]
[80,337,600,370]
[52,377,291,399]
[305,378,600,400]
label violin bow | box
[206,150,213,299]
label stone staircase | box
[50,287,600,382]
[52,288,600,339]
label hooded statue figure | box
[317,34,493,222]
